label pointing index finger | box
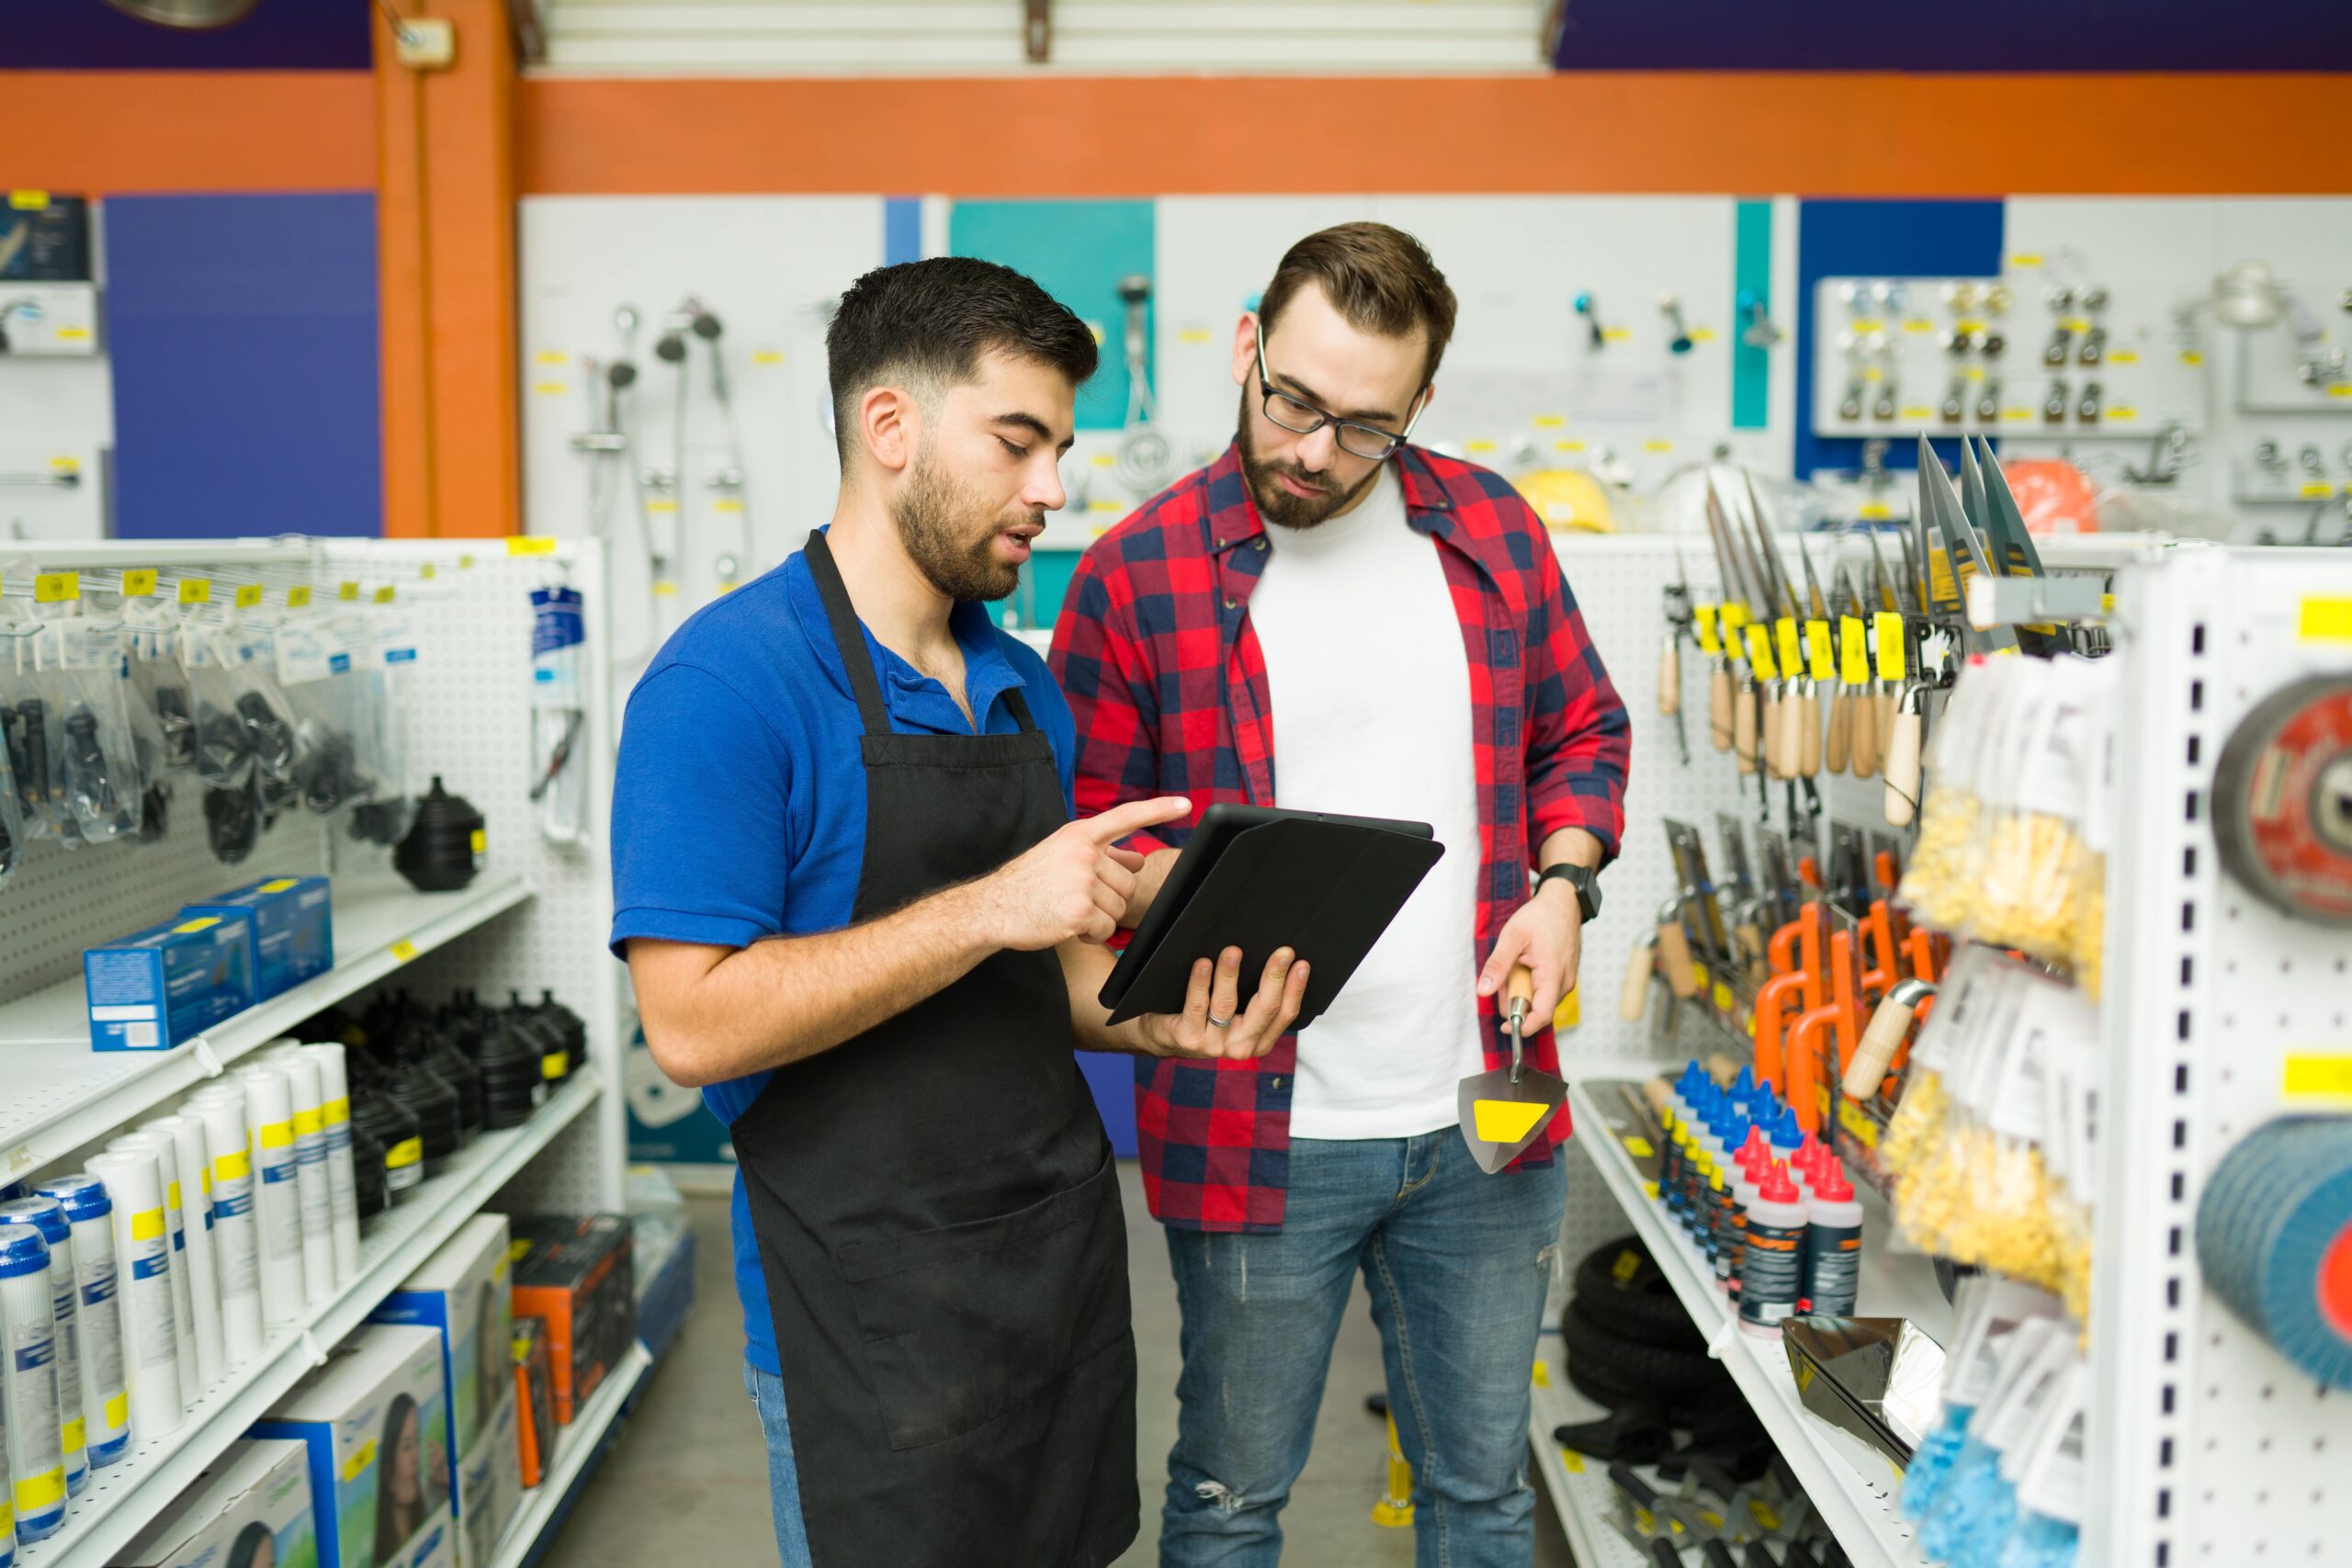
[1084,795,1192,846]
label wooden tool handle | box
[1797,685,1823,778]
[1709,667,1734,750]
[1659,636,1680,717]
[1883,703,1924,828]
[1506,963,1536,1013]
[1759,691,1784,778]
[1703,1053,1740,1087]
[1733,684,1758,773]
[1638,1075,1673,1116]
[1825,689,1853,774]
[1876,688,1897,748]
[1850,686,1881,778]
[1656,919,1701,998]
[1844,994,1917,1100]
[1620,937,1656,1021]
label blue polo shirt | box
[608,540,1077,1374]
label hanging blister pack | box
[118,616,183,841]
[274,613,377,817]
[1973,659,2106,967]
[216,621,306,823]
[529,585,588,847]
[28,618,144,849]
[346,607,420,849]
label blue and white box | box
[84,917,256,1052]
[115,1437,318,1568]
[184,876,334,1000]
[253,1324,455,1568]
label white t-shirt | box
[1246,467,1484,1140]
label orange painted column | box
[375,2,519,539]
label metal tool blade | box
[1918,443,2016,651]
[1795,533,1831,622]
[1973,435,2046,579]
[1958,434,1993,568]
[1739,473,1802,619]
[1864,527,1904,615]
[1458,970,1565,1174]
[1702,477,1755,617]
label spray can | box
[0,1203,83,1497]
[262,1049,336,1303]
[82,1149,183,1440]
[144,1117,225,1387]
[0,1229,67,1542]
[1737,1161,1809,1337]
[106,1132,200,1396]
[184,1087,265,1365]
[29,1178,128,1467]
[298,1043,362,1280]
[1802,1160,1865,1316]
[231,1066,306,1327]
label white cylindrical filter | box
[29,1178,129,1467]
[83,1150,183,1440]
[107,1133,199,1395]
[184,1089,265,1366]
[0,1202,84,1498]
[266,1052,337,1304]
[298,1043,362,1280]
[0,1230,67,1543]
[145,1117,226,1387]
[231,1066,307,1327]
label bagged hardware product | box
[1970,658,2110,969]
[1896,657,2003,931]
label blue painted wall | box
[0,5,371,69]
[1792,198,2004,480]
[106,194,381,538]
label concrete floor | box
[548,1170,1573,1567]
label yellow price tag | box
[337,581,362,602]
[287,584,311,607]
[752,348,787,364]
[1837,1099,1883,1148]
[420,562,438,581]
[1858,501,1892,521]
[1805,620,1835,682]
[2282,1054,2352,1104]
[1693,604,1721,656]
[1532,413,1566,429]
[1713,981,1735,1013]
[1743,624,1778,680]
[390,940,418,963]
[1623,1136,1655,1158]
[713,497,745,513]
[534,350,569,366]
[179,578,212,605]
[373,585,397,604]
[2298,599,2352,642]
[1839,615,1869,685]
[33,571,78,604]
[8,190,50,210]
[469,828,486,854]
[1642,439,1673,454]
[653,579,681,597]
[234,583,265,609]
[506,536,558,556]
[122,569,158,598]
[1774,616,1801,676]
[1873,612,1906,681]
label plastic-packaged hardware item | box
[183,1087,266,1369]
[0,1202,84,1499]
[0,699,26,893]
[229,1065,308,1329]
[1971,658,2109,967]
[2039,1024,2100,1331]
[81,1147,185,1442]
[125,619,196,772]
[28,1177,130,1469]
[0,1228,68,1544]
[1896,656,2003,931]
[1996,1360,2088,1568]
[1906,1279,2064,1521]
[1881,944,2001,1181]
[16,621,145,848]
[530,585,590,846]
[106,1132,202,1396]
[344,608,421,850]
[1923,1321,2077,1568]
[2066,671,2118,998]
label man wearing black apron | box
[612,258,1309,1568]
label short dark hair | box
[826,256,1099,459]
[1259,222,1458,387]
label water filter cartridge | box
[232,1066,307,1328]
[29,1178,128,1467]
[0,1231,66,1543]
[0,1203,83,1498]
[184,1089,265,1366]
[107,1133,200,1396]
[266,1051,336,1304]
[144,1118,226,1388]
[298,1043,362,1280]
[83,1150,183,1440]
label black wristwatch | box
[1537,863,1601,923]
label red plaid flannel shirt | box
[1049,442,1631,1231]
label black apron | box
[732,532,1137,1568]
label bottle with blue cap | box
[0,1201,84,1497]
[29,1178,128,1468]
[0,1227,66,1543]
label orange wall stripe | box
[519,73,2352,197]
[0,72,373,193]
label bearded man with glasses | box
[1051,222,1631,1567]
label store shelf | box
[487,1340,654,1568]
[1528,1343,1652,1568]
[1566,1076,1949,1568]
[0,874,533,1183]
[20,1071,599,1568]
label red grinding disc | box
[2212,677,2352,924]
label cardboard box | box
[252,1325,456,1568]
[370,1217,519,1568]
[184,876,334,1000]
[85,914,256,1051]
[508,1216,633,1427]
[114,1438,318,1568]
[0,194,92,280]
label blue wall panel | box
[106,193,381,538]
[1792,198,2004,480]
[947,198,1154,433]
[0,6,370,69]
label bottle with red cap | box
[1802,1157,1865,1316]
[1737,1159,1810,1336]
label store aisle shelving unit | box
[0,536,631,1568]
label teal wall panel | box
[948,198,1155,432]
[1733,198,1772,431]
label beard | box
[890,442,1035,603]
[1237,387,1383,530]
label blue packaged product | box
[181,876,334,1001]
[82,916,256,1052]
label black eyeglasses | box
[1253,332,1427,462]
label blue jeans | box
[1159,1133,1568,1568]
[745,1360,816,1567]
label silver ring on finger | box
[1207,1014,1233,1029]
